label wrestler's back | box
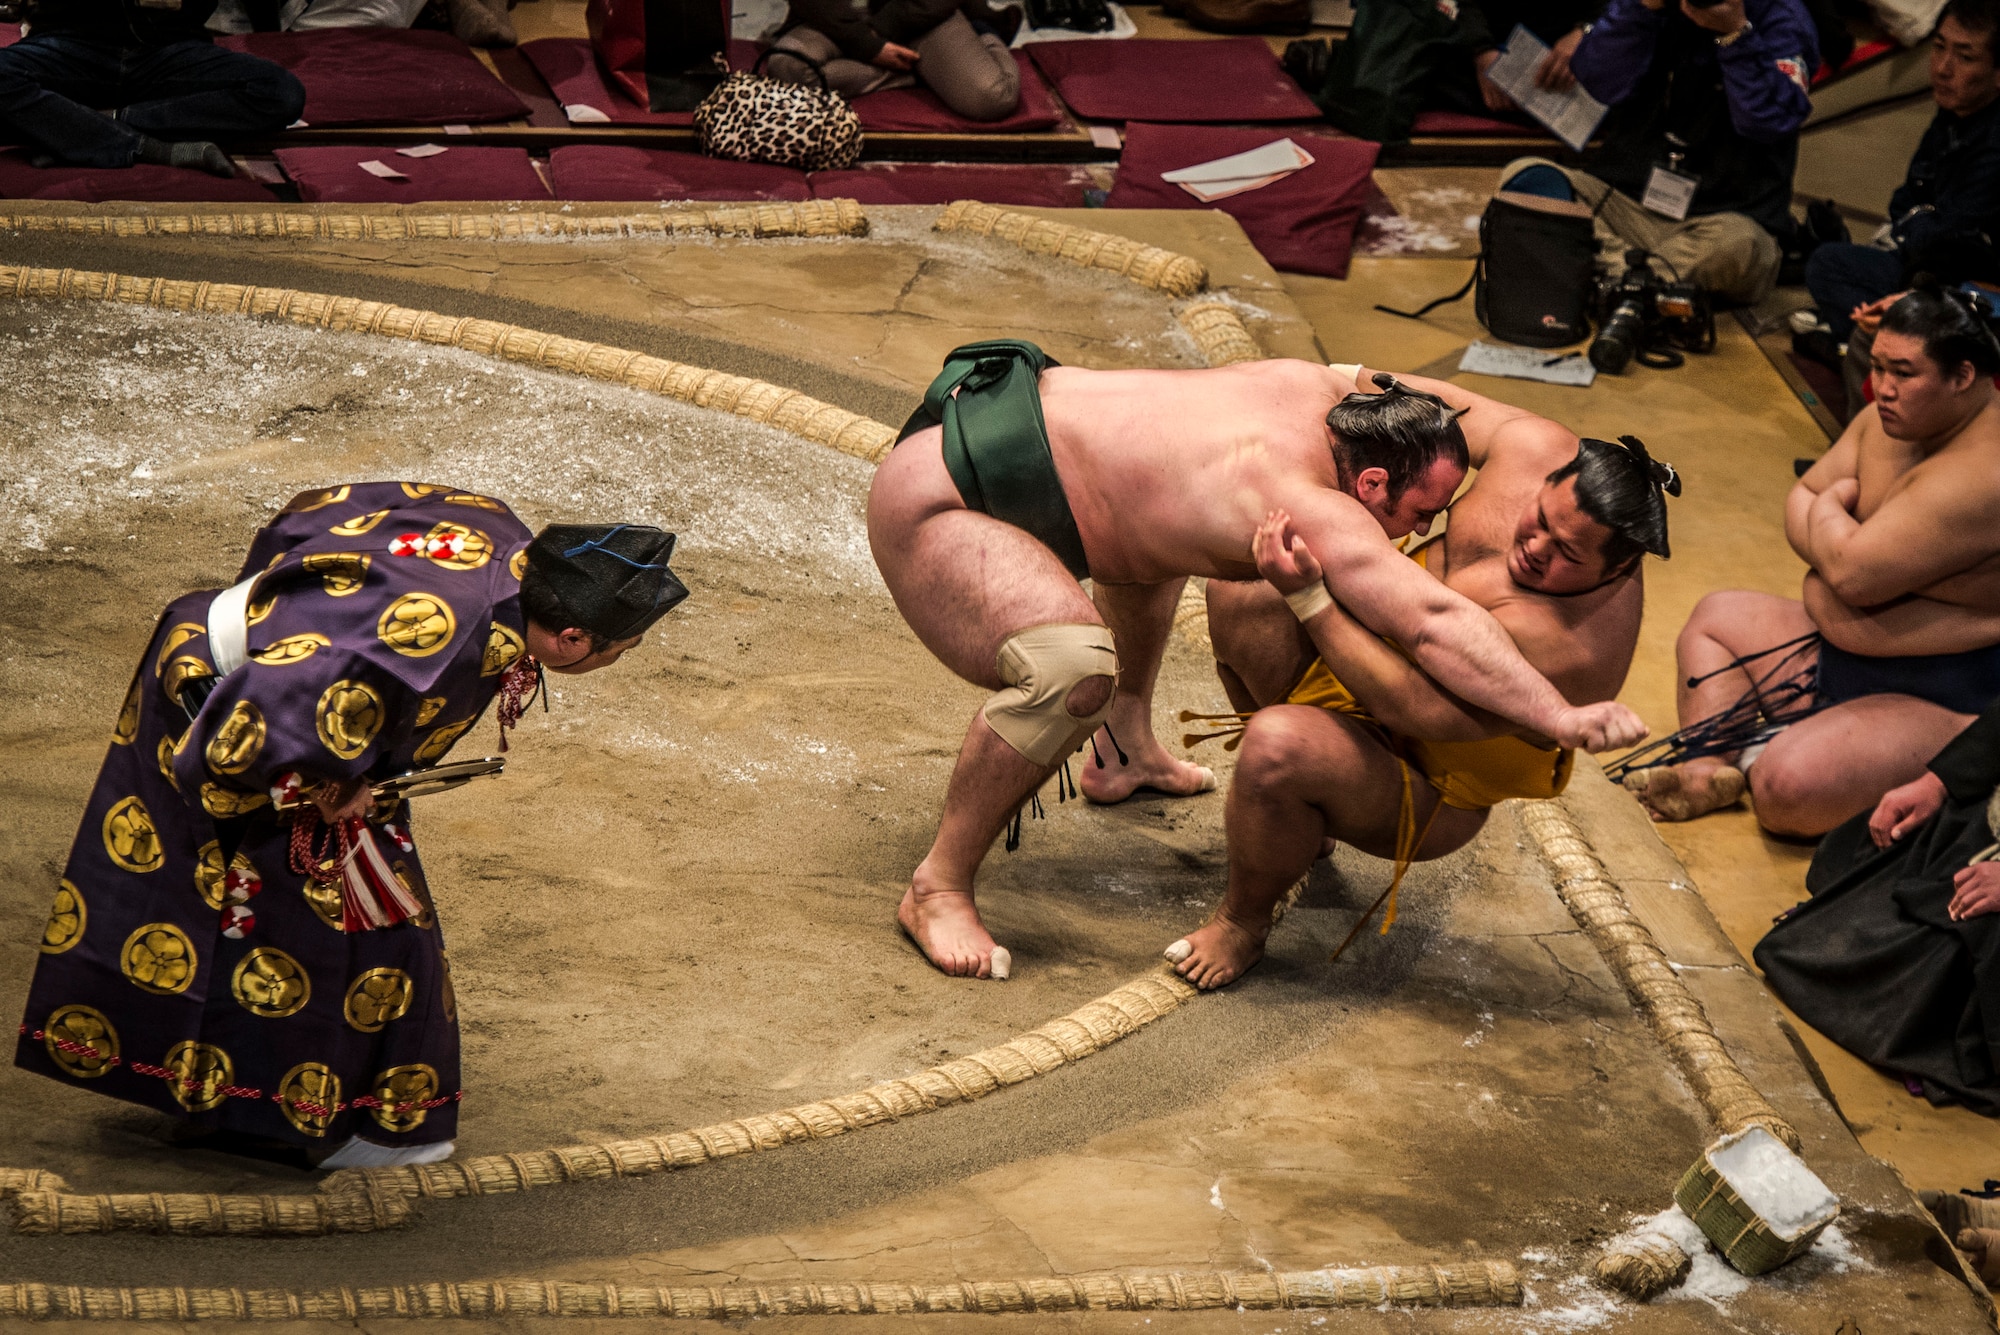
[1039,359,1350,585]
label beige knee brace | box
[983,624,1119,767]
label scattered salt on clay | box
[1707,1127,1839,1239]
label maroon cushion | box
[521,37,760,125]
[851,53,1060,132]
[549,145,808,200]
[810,162,1092,206]
[0,22,19,45]
[1409,108,1547,135]
[1026,38,1319,123]
[218,30,528,127]
[1102,123,1379,279]
[0,147,278,201]
[274,145,550,202]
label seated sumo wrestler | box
[13,490,686,1170]
[1181,379,1674,990]
[1629,285,2000,837]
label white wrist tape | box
[1285,582,1334,622]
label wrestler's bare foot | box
[1623,761,1747,822]
[898,873,1010,979]
[1079,724,1216,805]
[1163,910,1268,990]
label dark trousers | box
[1805,241,1904,340]
[0,34,305,168]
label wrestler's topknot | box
[1324,376,1470,501]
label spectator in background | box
[767,0,1021,121]
[207,0,518,49]
[0,0,304,176]
[1454,0,1602,117]
[1799,0,2000,366]
[1503,0,1817,304]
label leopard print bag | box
[692,50,864,171]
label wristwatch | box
[1716,17,1751,44]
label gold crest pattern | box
[251,632,330,666]
[378,593,455,658]
[39,880,84,954]
[43,1005,117,1078]
[423,522,492,571]
[369,1064,439,1133]
[303,552,372,596]
[112,676,141,746]
[122,922,196,995]
[157,735,179,788]
[234,948,310,1018]
[302,875,346,932]
[392,861,433,929]
[286,485,352,513]
[331,509,390,536]
[162,1040,233,1112]
[412,717,475,765]
[160,656,214,708]
[204,700,266,776]
[200,782,270,819]
[344,968,413,1032]
[400,482,447,499]
[102,796,163,873]
[481,623,525,677]
[439,949,456,1022]
[445,493,505,512]
[316,679,385,760]
[155,623,205,677]
[414,695,448,727]
[278,1062,341,1136]
[246,588,277,625]
[193,842,259,911]
[508,548,528,580]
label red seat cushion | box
[0,147,277,201]
[520,37,761,125]
[522,37,1059,133]
[218,29,528,126]
[548,145,809,200]
[1410,108,1550,136]
[810,162,1093,206]
[1026,37,1320,123]
[274,145,550,202]
[1103,123,1380,278]
[849,53,1061,132]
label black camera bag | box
[1378,190,1597,348]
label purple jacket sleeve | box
[1570,0,1666,107]
[1715,0,1817,143]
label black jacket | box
[1890,98,2000,283]
[1755,703,2000,1116]
[1573,0,1818,235]
[26,0,221,45]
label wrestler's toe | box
[1163,938,1193,964]
[1194,767,1216,794]
[988,946,1012,980]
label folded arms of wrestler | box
[1255,505,1643,753]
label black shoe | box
[1282,37,1330,94]
[1806,197,1849,247]
[1791,327,1843,369]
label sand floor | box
[0,209,1988,1332]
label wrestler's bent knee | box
[983,623,1118,766]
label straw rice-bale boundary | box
[0,200,867,242]
[0,1264,1523,1320]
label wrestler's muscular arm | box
[1800,453,2000,606]
[1785,426,1860,563]
[1272,503,1645,751]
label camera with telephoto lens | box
[1588,248,1717,373]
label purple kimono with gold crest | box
[15,480,533,1151]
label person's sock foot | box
[171,141,237,178]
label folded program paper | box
[1162,138,1315,203]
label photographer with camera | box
[1497,0,1817,306]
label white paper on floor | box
[1459,340,1597,387]
[357,160,411,181]
[397,144,449,159]
[1161,138,1314,203]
